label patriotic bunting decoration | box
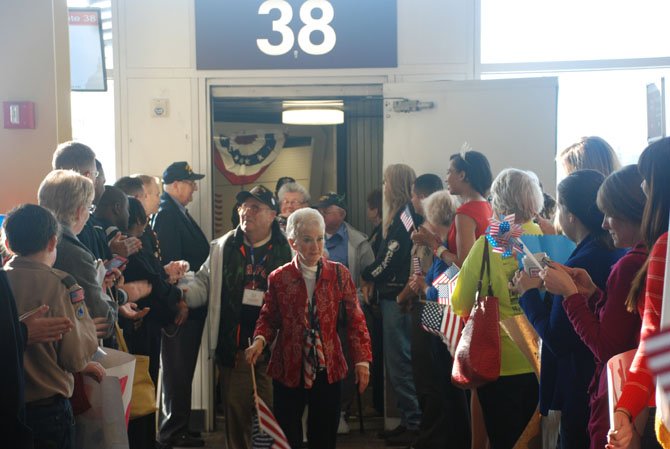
[486,214,524,258]
[252,395,291,449]
[213,132,286,185]
[400,205,415,232]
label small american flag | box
[433,266,460,305]
[252,395,291,449]
[421,296,463,357]
[400,205,415,232]
[645,328,670,398]
[412,257,422,275]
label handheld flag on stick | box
[251,395,291,449]
[412,257,422,275]
[250,345,291,449]
[400,205,415,232]
[420,299,463,357]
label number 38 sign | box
[195,0,397,70]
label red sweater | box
[563,242,647,449]
[617,232,668,418]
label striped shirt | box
[616,232,668,418]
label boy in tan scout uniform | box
[3,204,101,449]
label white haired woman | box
[408,190,471,448]
[246,208,372,449]
[450,168,544,449]
[38,170,150,338]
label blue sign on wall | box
[195,0,397,70]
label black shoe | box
[171,433,205,448]
[187,430,202,438]
[385,429,419,446]
[377,424,407,439]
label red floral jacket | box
[254,257,372,388]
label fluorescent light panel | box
[282,100,344,125]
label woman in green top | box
[450,168,543,449]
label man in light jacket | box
[184,185,292,449]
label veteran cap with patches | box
[314,192,346,211]
[236,185,277,210]
[163,161,205,184]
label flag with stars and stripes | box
[400,205,415,232]
[413,257,422,275]
[251,396,291,449]
[433,265,460,305]
[646,328,670,402]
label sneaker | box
[377,424,406,439]
[385,429,419,447]
[337,412,350,435]
[171,433,205,448]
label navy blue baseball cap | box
[163,162,205,184]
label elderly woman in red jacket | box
[246,207,372,449]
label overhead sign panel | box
[195,0,397,70]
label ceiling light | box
[282,100,344,125]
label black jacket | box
[361,203,422,299]
[152,192,209,270]
[0,270,32,448]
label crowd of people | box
[1,135,669,449]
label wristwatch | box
[435,245,448,259]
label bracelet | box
[434,245,447,259]
[615,408,632,422]
[254,336,266,349]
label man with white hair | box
[153,161,209,449]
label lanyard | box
[242,243,272,289]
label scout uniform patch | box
[61,274,87,319]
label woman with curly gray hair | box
[450,168,545,449]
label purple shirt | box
[562,242,647,449]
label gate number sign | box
[195,0,397,70]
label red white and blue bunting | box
[213,132,286,185]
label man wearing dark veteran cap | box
[153,161,209,449]
[315,192,374,432]
[183,184,291,449]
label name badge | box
[242,289,264,307]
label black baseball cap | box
[236,185,277,210]
[162,162,205,184]
[314,192,346,211]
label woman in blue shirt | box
[512,169,626,449]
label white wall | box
[111,0,479,430]
[0,0,71,212]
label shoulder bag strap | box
[478,239,494,297]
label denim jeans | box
[379,298,421,429]
[26,396,75,449]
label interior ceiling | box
[211,97,383,124]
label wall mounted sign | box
[195,0,397,70]
[68,8,107,91]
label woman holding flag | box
[408,189,471,448]
[451,168,544,449]
[607,137,670,449]
[359,163,424,444]
[246,208,371,449]
[528,165,647,449]
[514,169,625,449]
[413,150,493,269]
